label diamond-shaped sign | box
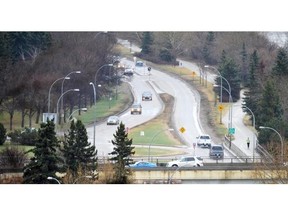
[179,127,186,133]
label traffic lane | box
[118,58,233,160]
[87,71,162,156]
[146,66,234,160]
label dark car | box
[123,68,134,76]
[209,144,224,159]
[142,91,152,101]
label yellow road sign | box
[218,105,224,111]
[179,127,186,133]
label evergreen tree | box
[22,119,63,184]
[62,120,97,178]
[272,48,288,76]
[202,32,216,64]
[257,80,283,127]
[140,32,153,55]
[109,122,135,184]
[216,53,241,102]
[243,50,261,118]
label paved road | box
[177,58,260,159]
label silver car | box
[131,103,142,114]
[107,116,120,125]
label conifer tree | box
[217,52,241,102]
[62,120,97,178]
[243,50,261,117]
[109,122,135,184]
[22,119,62,184]
[140,32,153,55]
[257,80,283,127]
[272,48,288,76]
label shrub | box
[7,127,38,146]
[0,123,6,145]
[0,146,28,168]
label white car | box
[166,156,204,168]
[196,134,211,148]
[107,116,120,125]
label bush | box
[0,146,28,168]
[0,123,7,145]
[7,127,38,146]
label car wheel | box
[197,164,200,167]
[172,164,178,167]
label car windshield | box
[212,146,223,151]
[196,157,203,161]
[200,135,210,139]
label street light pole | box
[259,126,284,163]
[205,65,222,123]
[89,82,101,148]
[48,76,70,114]
[94,64,113,89]
[68,108,87,121]
[60,71,81,124]
[241,105,256,161]
[56,89,80,124]
[148,128,174,162]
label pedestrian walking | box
[247,137,250,149]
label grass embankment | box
[128,93,185,157]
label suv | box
[166,156,204,168]
[131,103,142,114]
[209,144,224,159]
[142,91,152,101]
[196,134,211,148]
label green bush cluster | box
[7,127,38,146]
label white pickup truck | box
[196,134,212,148]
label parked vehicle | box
[209,144,224,159]
[196,134,211,148]
[129,161,157,168]
[131,103,142,114]
[166,156,203,168]
[107,116,120,125]
[142,91,152,101]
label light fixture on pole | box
[56,89,80,124]
[148,128,174,162]
[48,76,70,114]
[94,64,113,90]
[68,108,87,121]
[259,126,284,163]
[60,71,81,123]
[89,82,101,148]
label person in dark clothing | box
[247,137,250,149]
